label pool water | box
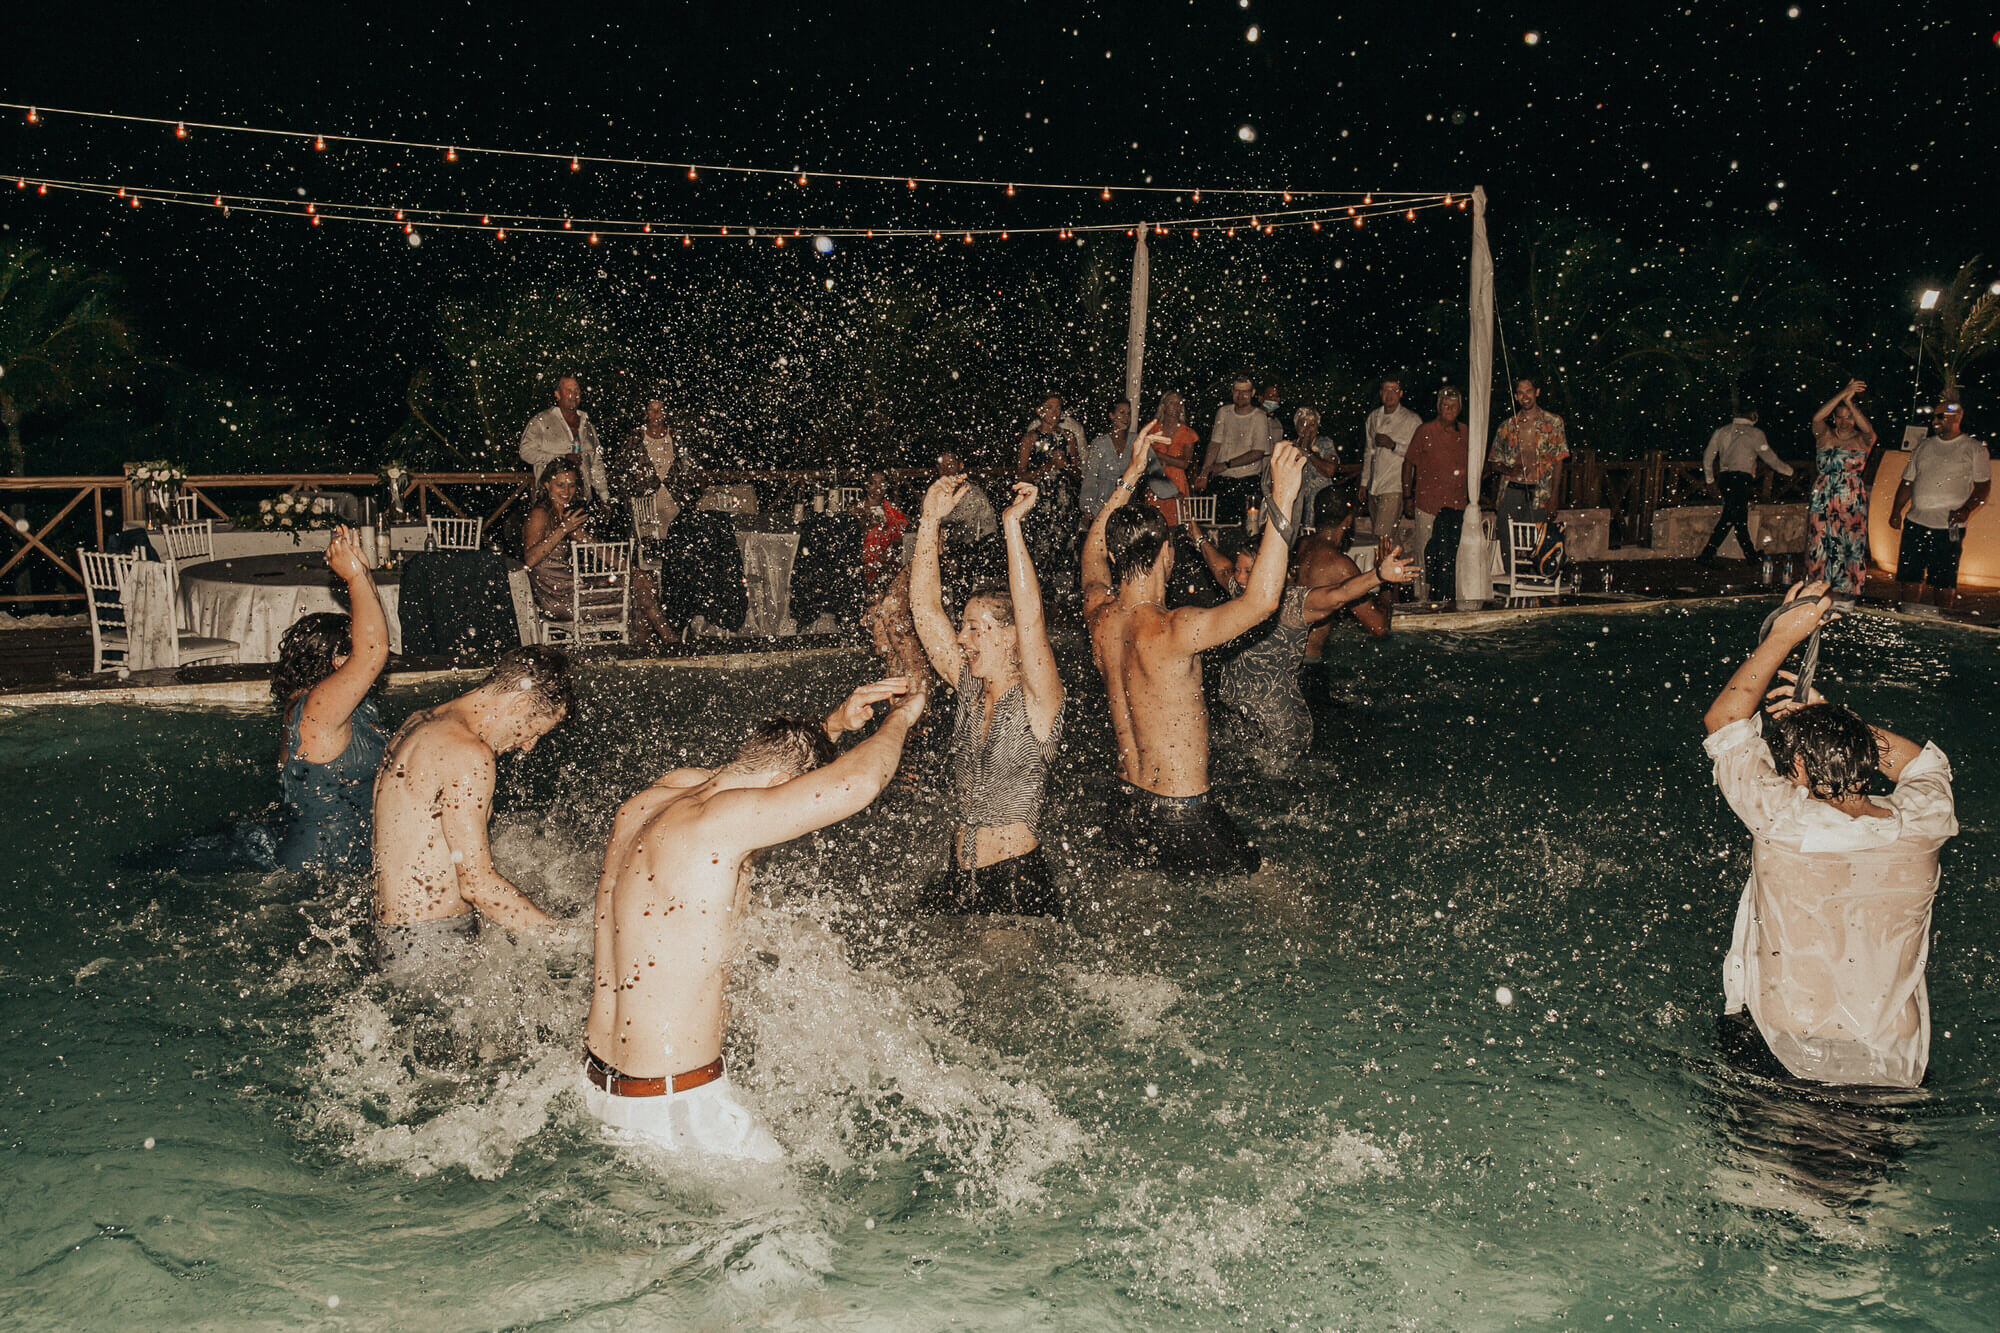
[2,604,1996,1330]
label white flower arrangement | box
[130,460,187,486]
[256,491,338,532]
[378,460,410,486]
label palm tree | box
[0,244,135,476]
[1924,255,1999,402]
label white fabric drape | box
[1457,186,1496,604]
[1124,224,1150,414]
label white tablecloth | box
[177,554,403,662]
[734,530,800,638]
[141,523,431,563]
[122,562,180,671]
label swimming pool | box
[2,603,1995,1329]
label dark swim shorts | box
[1106,784,1263,875]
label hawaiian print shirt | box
[1490,408,1569,510]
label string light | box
[1006,184,1015,196]
[445,146,458,163]
[1,101,1457,201]
[588,232,600,244]
[175,122,187,140]
[1101,188,1112,200]
[797,172,807,186]
[6,171,1463,240]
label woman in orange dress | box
[1146,391,1201,525]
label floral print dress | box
[1806,425,1872,595]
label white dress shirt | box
[1706,716,1957,1087]
[519,406,610,501]
[1358,405,1423,496]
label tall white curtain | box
[1457,186,1495,604]
[1124,225,1150,413]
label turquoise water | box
[2,604,1996,1330]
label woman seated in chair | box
[271,526,390,876]
[908,475,1066,917]
[522,456,678,646]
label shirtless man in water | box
[371,646,574,976]
[581,676,925,1160]
[1082,425,1305,874]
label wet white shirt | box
[1901,433,1990,530]
[1705,716,1957,1088]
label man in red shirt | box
[1402,386,1470,603]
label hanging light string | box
[4,100,1455,202]
[7,172,1466,239]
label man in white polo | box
[1889,401,1989,614]
[1196,376,1280,525]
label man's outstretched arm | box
[1704,582,1837,735]
[720,687,928,850]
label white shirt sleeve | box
[1704,716,1803,839]
[1886,743,1959,843]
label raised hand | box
[826,676,913,738]
[922,474,969,522]
[890,676,930,725]
[1843,378,1867,400]
[1268,440,1306,514]
[324,525,372,581]
[1003,481,1040,525]
[1376,543,1416,584]
[1768,579,1839,645]
[1762,669,1826,719]
[1122,421,1161,487]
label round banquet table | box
[177,553,403,663]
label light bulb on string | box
[1227,227,1236,237]
[394,209,404,221]
[214,195,224,207]
[1406,209,1415,221]
[1192,189,1200,202]
[310,214,320,226]
[1363,194,1372,205]
[25,108,39,124]
[175,122,187,140]
[404,222,413,234]
[306,203,316,214]
[569,157,580,172]
[1354,215,1364,227]
[1006,184,1015,196]
[642,223,651,233]
[117,187,127,198]
[480,215,490,225]
[1311,220,1321,231]
[313,135,326,151]
[445,147,458,163]
[963,232,973,244]
[907,178,917,190]
[1000,231,1009,240]
[682,235,691,246]
[798,173,807,186]
[562,218,572,230]
[1101,188,1112,201]
[774,236,784,246]
[496,228,506,240]
[588,232,600,245]
[14,178,24,189]
[1282,191,1291,203]
[687,167,698,180]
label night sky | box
[3,1,1992,455]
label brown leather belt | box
[582,1048,724,1098]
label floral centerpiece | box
[378,461,410,518]
[254,493,339,544]
[129,459,188,527]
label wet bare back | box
[1088,604,1210,797]
[372,707,551,930]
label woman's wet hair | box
[1767,702,1879,800]
[724,717,837,778]
[1106,502,1169,585]
[961,583,1016,629]
[273,612,352,705]
[482,645,575,718]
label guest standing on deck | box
[1080,399,1136,521]
[1197,376,1281,526]
[910,476,1067,915]
[581,679,923,1160]
[1145,391,1201,525]
[1358,377,1422,546]
[522,457,679,647]
[1702,581,1956,1087]
[1402,387,1472,601]
[372,647,575,981]
[518,374,611,501]
[271,526,390,876]
[1804,379,1877,597]
[1082,427,1305,874]
[1698,405,1794,567]
[1488,376,1567,527]
[1015,394,1083,577]
[1889,401,1988,614]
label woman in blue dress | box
[271,526,390,875]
